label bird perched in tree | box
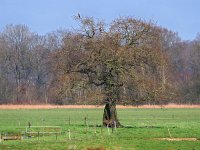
[78,13,81,18]
[99,27,102,32]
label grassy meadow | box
[0,107,200,149]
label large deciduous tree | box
[53,16,165,127]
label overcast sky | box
[0,0,199,41]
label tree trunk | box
[103,102,121,127]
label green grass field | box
[0,108,200,149]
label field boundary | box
[1,103,200,109]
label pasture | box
[0,107,200,149]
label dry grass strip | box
[0,103,200,109]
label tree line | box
[0,16,200,105]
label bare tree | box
[0,25,34,102]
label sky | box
[0,0,199,41]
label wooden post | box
[84,126,88,140]
[84,117,87,126]
[107,125,110,135]
[42,127,44,137]
[69,116,71,125]
[28,122,31,128]
[68,129,71,140]
[114,121,117,131]
[38,131,39,140]
[5,133,7,141]
[42,119,45,137]
[94,125,97,136]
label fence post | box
[94,125,97,136]
[68,129,71,140]
[101,126,103,134]
[69,116,71,125]
[0,132,1,142]
[84,117,87,126]
[107,125,110,135]
[5,133,7,140]
[114,121,117,132]
[42,126,44,137]
[112,125,114,133]
[38,131,39,140]
[56,133,58,140]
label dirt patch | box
[155,138,199,141]
[0,103,200,109]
